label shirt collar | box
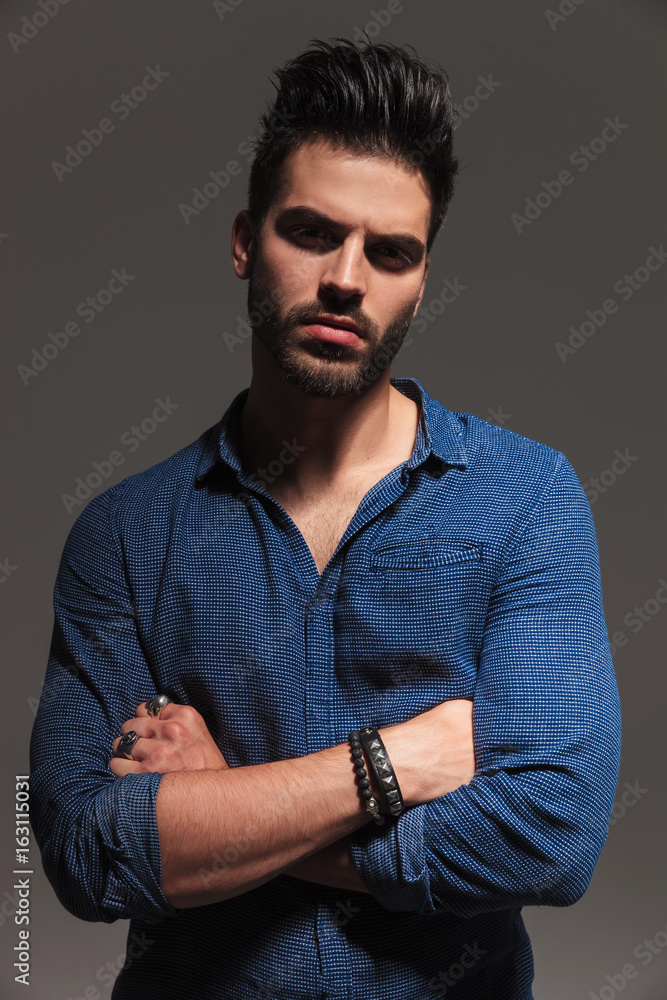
[391,376,468,472]
[195,376,467,485]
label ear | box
[413,257,430,315]
[231,210,257,280]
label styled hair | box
[246,37,460,254]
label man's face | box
[241,138,432,398]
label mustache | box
[284,302,379,340]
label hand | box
[110,701,229,777]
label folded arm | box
[30,488,474,920]
[30,488,183,923]
[349,455,622,916]
[31,490,375,918]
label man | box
[30,37,621,999]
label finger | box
[113,734,138,757]
[138,697,177,720]
[111,717,160,759]
[109,757,144,777]
[120,718,156,738]
[152,700,177,721]
[113,732,149,759]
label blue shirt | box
[30,376,621,1000]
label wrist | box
[376,722,423,810]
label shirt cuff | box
[349,806,433,914]
[97,771,182,923]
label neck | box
[238,342,419,493]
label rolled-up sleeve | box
[29,485,180,924]
[350,454,622,916]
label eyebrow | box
[274,205,427,258]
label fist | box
[110,701,229,777]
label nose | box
[318,234,368,302]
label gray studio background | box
[1,0,665,996]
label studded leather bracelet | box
[348,727,405,824]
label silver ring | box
[117,730,139,760]
[145,694,172,717]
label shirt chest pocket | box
[369,538,481,571]
[367,539,484,644]
[335,538,486,690]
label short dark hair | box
[247,37,459,255]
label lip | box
[303,322,362,348]
[301,315,364,348]
[306,315,363,337]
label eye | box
[376,245,413,267]
[290,226,414,268]
[291,225,336,248]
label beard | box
[245,263,418,399]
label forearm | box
[157,741,374,908]
[284,835,372,894]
